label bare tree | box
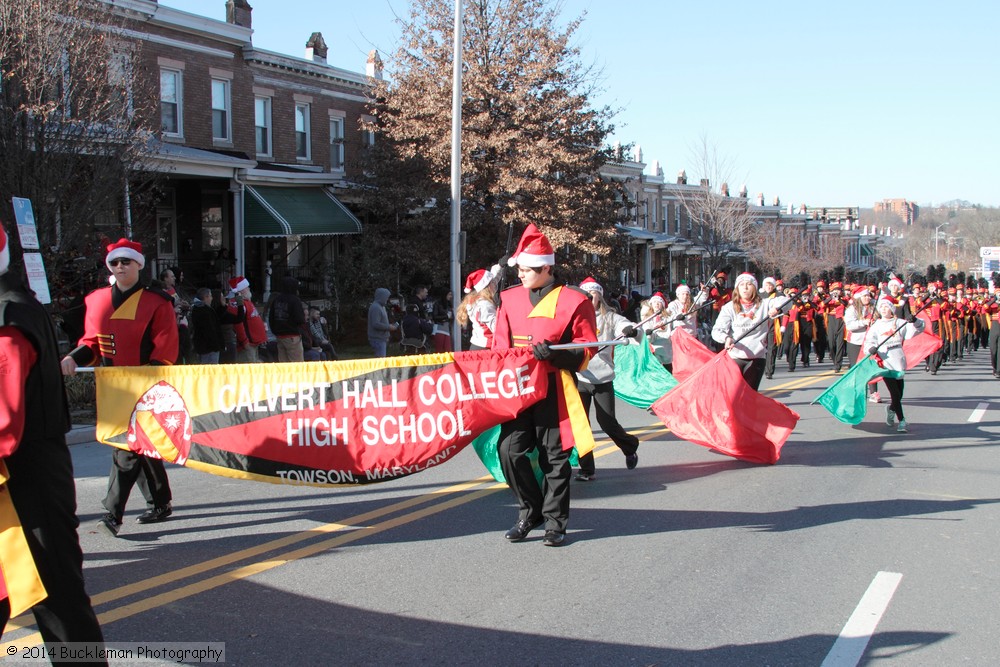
[746,220,814,281]
[673,136,757,273]
[352,0,627,296]
[0,0,157,298]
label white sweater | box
[864,316,925,372]
[711,300,774,360]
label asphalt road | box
[3,350,998,666]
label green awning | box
[244,185,362,237]
[860,244,875,256]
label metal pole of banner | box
[449,0,464,351]
[549,340,630,351]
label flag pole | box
[448,0,464,351]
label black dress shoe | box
[137,504,173,524]
[504,518,542,542]
[542,530,565,547]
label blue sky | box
[164,0,999,209]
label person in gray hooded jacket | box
[368,287,397,357]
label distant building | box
[875,198,919,225]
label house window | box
[295,103,311,159]
[330,117,344,170]
[362,129,375,148]
[255,97,271,156]
[108,51,134,119]
[160,68,182,135]
[674,204,681,235]
[211,79,230,141]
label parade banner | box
[651,351,800,465]
[94,349,555,486]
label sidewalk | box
[67,424,97,445]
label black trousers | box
[498,386,571,533]
[103,449,172,520]
[928,321,943,372]
[576,381,639,475]
[989,323,1000,375]
[734,357,766,391]
[883,376,905,421]
[764,331,779,378]
[2,435,105,662]
[828,317,847,370]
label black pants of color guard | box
[498,383,571,534]
[103,449,172,521]
[989,323,1000,376]
[1,435,105,661]
[576,381,639,476]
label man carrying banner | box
[493,224,597,547]
[61,239,178,536]
[0,223,105,650]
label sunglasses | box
[109,258,134,267]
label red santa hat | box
[579,276,603,294]
[852,285,870,298]
[507,223,555,268]
[105,238,145,271]
[649,291,667,308]
[0,223,9,276]
[675,283,691,296]
[887,276,904,290]
[229,275,250,294]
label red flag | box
[650,353,800,464]
[669,328,716,382]
[902,330,944,370]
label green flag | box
[613,334,678,409]
[813,356,904,425]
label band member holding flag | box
[865,295,925,432]
[493,224,597,547]
[61,239,178,537]
[573,277,640,481]
[711,273,784,391]
[0,223,105,649]
[844,285,879,403]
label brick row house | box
[109,0,373,306]
[606,145,882,294]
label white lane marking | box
[821,571,903,667]
[968,402,989,423]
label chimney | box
[677,170,687,185]
[699,178,710,188]
[720,182,729,197]
[772,195,780,207]
[633,144,643,163]
[305,32,328,64]
[226,0,253,29]
[756,192,764,206]
[739,184,748,198]
[366,50,384,80]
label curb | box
[67,425,96,445]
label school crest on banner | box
[95,349,556,486]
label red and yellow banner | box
[95,349,558,486]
